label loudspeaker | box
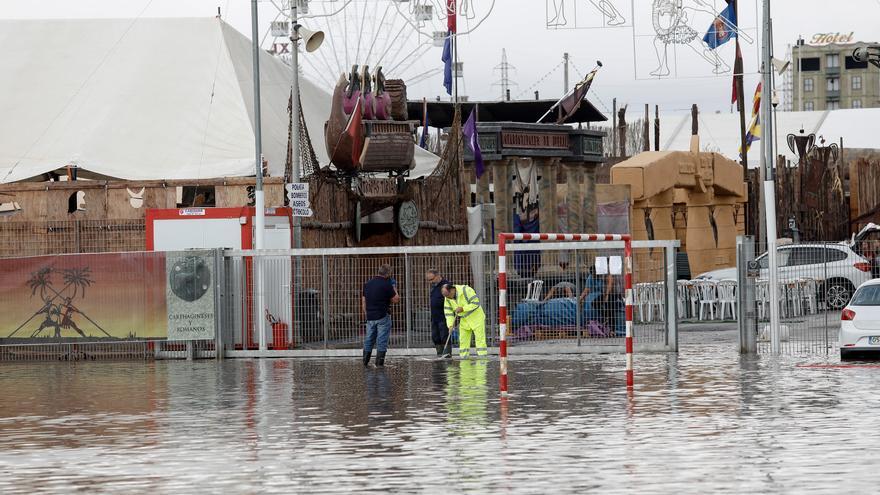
[296,27,324,53]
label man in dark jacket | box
[426,269,452,358]
[362,264,400,367]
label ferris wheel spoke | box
[353,0,370,65]
[301,54,336,89]
[363,3,393,69]
[374,21,409,70]
[392,44,434,81]
[383,35,428,76]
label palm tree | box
[26,267,53,301]
[62,267,93,300]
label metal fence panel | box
[221,241,678,353]
[736,238,880,355]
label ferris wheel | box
[264,0,496,94]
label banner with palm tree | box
[1,253,168,341]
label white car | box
[840,279,880,359]
[697,243,873,310]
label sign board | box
[287,190,309,200]
[809,32,855,45]
[271,21,289,38]
[288,199,311,209]
[166,251,215,341]
[747,260,761,278]
[179,208,206,216]
[292,207,313,217]
[285,182,309,193]
[502,131,569,150]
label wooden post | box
[618,105,627,158]
[612,98,617,158]
[643,104,650,152]
[654,105,660,151]
[691,104,699,135]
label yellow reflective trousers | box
[444,284,487,357]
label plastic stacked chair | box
[650,282,665,322]
[694,280,718,321]
[676,280,691,319]
[799,277,818,314]
[755,279,769,320]
[687,282,701,320]
[716,280,737,320]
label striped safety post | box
[497,233,634,395]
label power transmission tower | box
[492,49,518,100]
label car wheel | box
[825,280,854,310]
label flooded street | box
[2,330,879,493]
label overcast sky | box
[3,0,879,116]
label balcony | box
[826,66,840,76]
[826,90,840,99]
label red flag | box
[346,99,363,167]
[447,0,456,33]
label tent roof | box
[655,109,880,167]
[0,17,439,183]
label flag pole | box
[733,0,752,238]
[452,1,458,106]
[537,62,602,123]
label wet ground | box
[1,328,878,493]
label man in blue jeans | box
[362,264,400,367]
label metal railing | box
[0,241,680,360]
[221,240,679,355]
[737,237,880,355]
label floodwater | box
[1,331,879,494]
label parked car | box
[840,279,880,360]
[696,243,873,310]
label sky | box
[3,0,880,117]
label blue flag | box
[703,3,737,49]
[462,109,484,178]
[441,32,453,95]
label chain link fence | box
[222,241,679,354]
[737,237,880,355]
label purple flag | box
[463,109,484,178]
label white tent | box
[0,17,438,184]
[657,108,880,167]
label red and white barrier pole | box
[497,233,634,394]
[498,233,509,397]
[623,237,634,388]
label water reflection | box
[1,348,879,493]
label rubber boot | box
[376,351,386,367]
[435,345,443,357]
[363,350,371,367]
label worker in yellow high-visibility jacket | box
[442,283,487,358]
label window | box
[850,285,880,306]
[825,248,848,262]
[800,57,820,71]
[828,100,840,110]
[846,55,869,69]
[804,101,815,111]
[853,99,863,109]
[852,75,862,90]
[827,78,840,92]
[826,53,840,68]
[757,249,792,268]
[804,78,814,92]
